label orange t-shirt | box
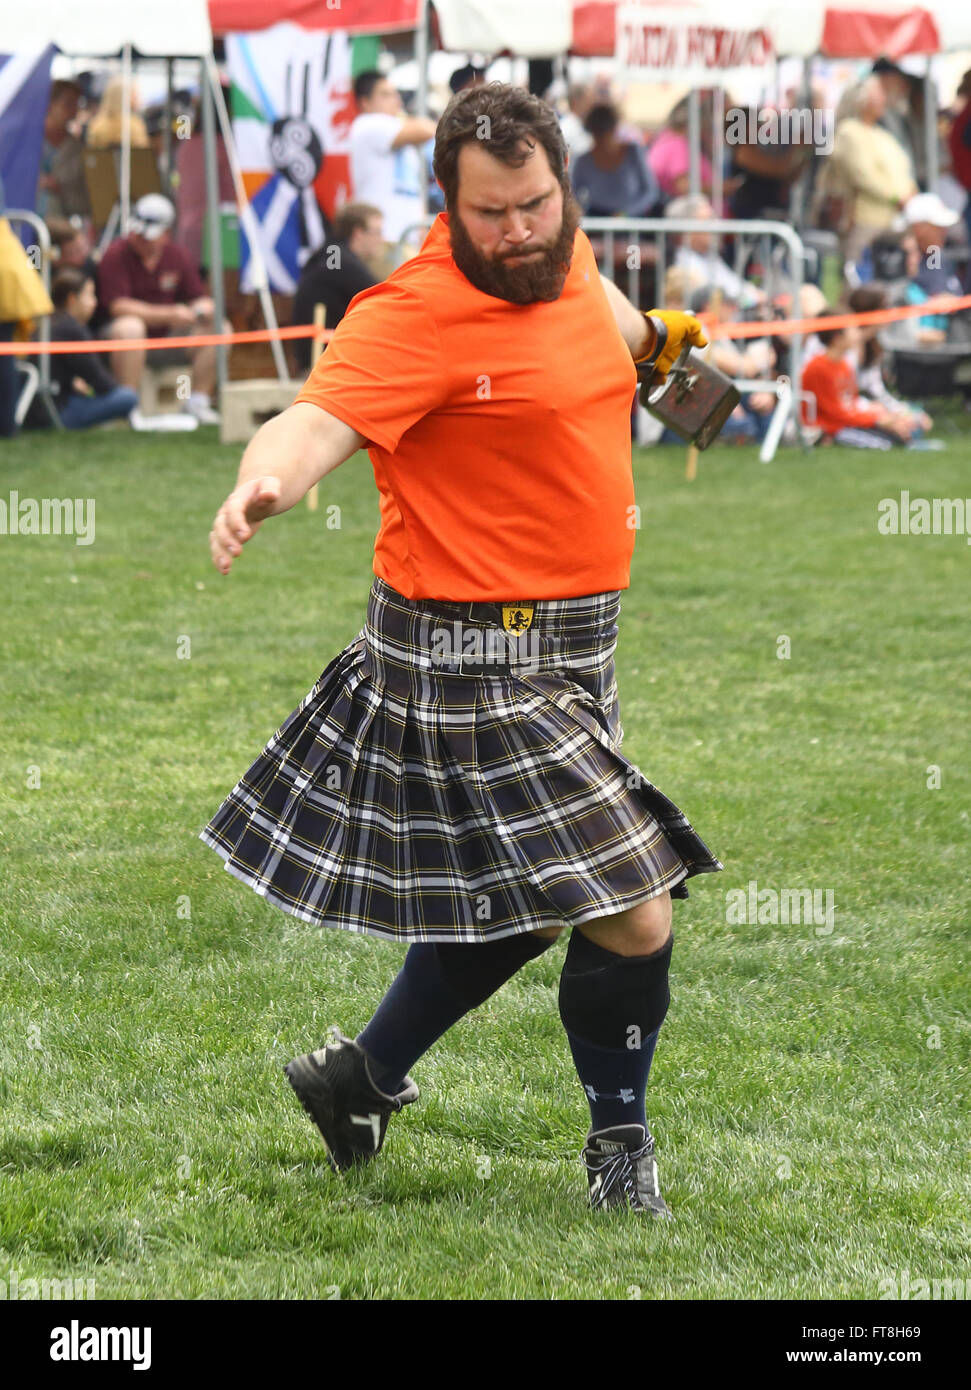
[800,354,882,435]
[293,212,639,600]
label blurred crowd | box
[2,56,970,447]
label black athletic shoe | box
[283,1028,419,1171]
[581,1123,673,1217]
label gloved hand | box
[635,309,709,384]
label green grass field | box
[1,424,968,1301]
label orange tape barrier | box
[705,293,971,340]
[1,293,969,355]
[0,323,336,355]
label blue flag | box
[0,47,55,215]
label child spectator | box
[846,285,933,436]
[49,268,139,429]
[801,318,913,446]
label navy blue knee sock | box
[558,928,673,1134]
[564,1026,661,1132]
[357,933,556,1095]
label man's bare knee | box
[532,924,564,941]
[106,315,147,339]
[575,891,672,956]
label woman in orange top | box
[201,84,721,1216]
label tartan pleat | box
[198,577,723,942]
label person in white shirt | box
[349,72,437,267]
[665,194,765,306]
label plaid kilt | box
[198,576,722,943]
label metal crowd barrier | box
[398,214,809,457]
[4,209,60,428]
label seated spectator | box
[897,230,951,342]
[692,285,777,439]
[660,264,691,310]
[97,194,229,425]
[648,96,713,202]
[570,103,660,217]
[801,319,913,446]
[87,76,150,149]
[846,284,932,437]
[291,203,383,375]
[37,79,91,224]
[48,268,138,429]
[665,195,764,306]
[902,192,965,298]
[47,217,97,280]
[794,283,833,366]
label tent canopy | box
[435,1,971,60]
[209,0,421,34]
[1,0,212,57]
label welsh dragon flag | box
[226,25,378,293]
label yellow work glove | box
[634,309,709,384]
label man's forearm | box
[109,298,177,328]
[235,402,365,514]
[599,274,656,359]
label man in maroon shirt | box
[97,194,230,424]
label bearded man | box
[202,83,721,1215]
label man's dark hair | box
[584,103,618,139]
[815,313,847,347]
[354,71,385,105]
[49,79,82,107]
[332,202,382,244]
[847,285,887,367]
[433,83,569,210]
[51,266,90,310]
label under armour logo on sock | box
[583,1084,636,1103]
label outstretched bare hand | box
[209,475,282,574]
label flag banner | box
[227,24,373,293]
[0,47,55,218]
[211,1,419,36]
[615,4,776,81]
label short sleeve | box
[352,113,401,158]
[292,280,447,452]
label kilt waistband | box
[366,576,621,678]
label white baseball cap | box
[903,193,960,229]
[129,193,176,240]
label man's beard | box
[448,189,583,304]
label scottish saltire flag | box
[227,25,376,293]
[0,48,55,215]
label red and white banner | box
[615,4,776,79]
[209,0,421,37]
